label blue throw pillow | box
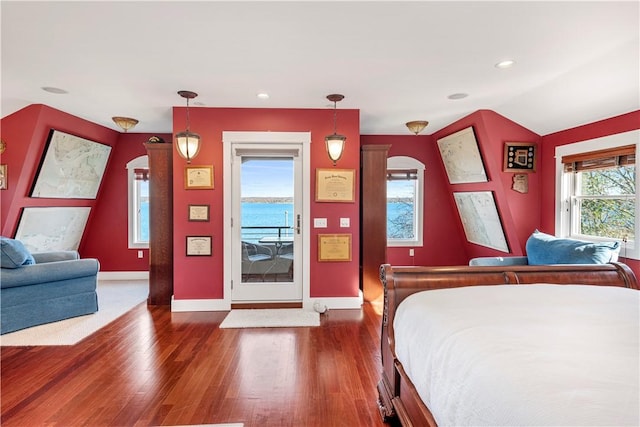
[525,231,620,265]
[0,237,36,268]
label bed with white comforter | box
[394,284,640,426]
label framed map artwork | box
[437,127,488,184]
[453,191,509,252]
[15,206,91,252]
[31,130,112,199]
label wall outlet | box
[314,218,327,228]
[138,250,143,258]
[409,248,414,257]
[340,217,350,227]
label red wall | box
[430,110,542,259]
[171,107,361,300]
[540,110,640,275]
[360,135,468,266]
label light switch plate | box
[314,218,327,228]
[340,218,350,227]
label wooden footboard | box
[377,262,638,426]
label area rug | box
[219,308,320,329]
[0,280,148,346]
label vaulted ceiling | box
[2,1,638,136]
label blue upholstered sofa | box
[470,231,620,266]
[1,237,99,334]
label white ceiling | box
[1,1,638,136]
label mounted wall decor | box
[15,206,91,252]
[453,191,509,253]
[0,164,6,190]
[188,204,210,221]
[318,234,352,261]
[437,126,488,184]
[186,236,212,256]
[315,168,355,202]
[184,165,214,189]
[503,142,537,172]
[30,130,111,199]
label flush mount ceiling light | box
[41,86,68,94]
[257,92,270,99]
[175,90,201,163]
[405,120,429,135]
[325,94,346,166]
[447,93,469,100]
[495,59,516,69]
[112,116,139,132]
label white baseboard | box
[98,271,149,281]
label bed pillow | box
[0,237,36,268]
[525,231,620,265]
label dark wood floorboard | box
[1,299,392,427]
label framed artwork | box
[315,168,356,202]
[437,126,488,184]
[318,233,352,261]
[31,129,112,199]
[15,206,91,252]
[185,165,214,189]
[453,191,509,253]
[186,236,212,256]
[504,142,537,172]
[0,164,6,190]
[188,204,210,221]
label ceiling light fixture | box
[405,120,429,135]
[495,59,516,69]
[175,90,201,163]
[257,92,270,99]
[447,93,469,100]
[325,94,346,166]
[112,116,139,132]
[41,86,68,94]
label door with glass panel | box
[231,146,302,302]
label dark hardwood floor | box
[1,299,392,426]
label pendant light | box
[325,94,346,166]
[175,90,201,163]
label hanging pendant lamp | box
[325,94,346,166]
[175,90,201,163]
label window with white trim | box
[126,156,149,249]
[556,130,638,259]
[387,156,425,247]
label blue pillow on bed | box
[525,231,620,265]
[0,236,36,268]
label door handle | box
[296,214,301,234]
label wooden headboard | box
[376,262,638,424]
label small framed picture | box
[185,165,214,189]
[188,204,210,222]
[504,142,537,172]
[315,168,356,202]
[186,236,212,256]
[0,164,6,190]
[318,233,352,262]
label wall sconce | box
[325,94,346,166]
[112,116,139,132]
[175,90,201,163]
[405,120,429,135]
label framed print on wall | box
[437,126,488,184]
[0,164,6,190]
[31,129,112,199]
[318,233,352,261]
[188,204,210,221]
[315,168,355,202]
[186,236,212,256]
[503,142,537,172]
[185,165,214,189]
[453,191,509,253]
[15,206,91,252]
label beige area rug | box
[219,308,320,328]
[0,280,148,346]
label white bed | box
[394,284,640,426]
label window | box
[556,130,638,259]
[126,156,149,248]
[387,156,425,247]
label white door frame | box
[223,131,311,308]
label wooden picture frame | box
[0,164,6,190]
[188,204,210,222]
[185,165,214,189]
[318,233,352,262]
[503,142,537,172]
[186,236,212,256]
[315,168,355,202]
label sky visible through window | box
[242,158,293,198]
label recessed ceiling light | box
[41,86,68,94]
[448,93,469,100]
[495,60,516,69]
[257,92,270,100]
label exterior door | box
[230,144,303,302]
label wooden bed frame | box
[376,262,639,426]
